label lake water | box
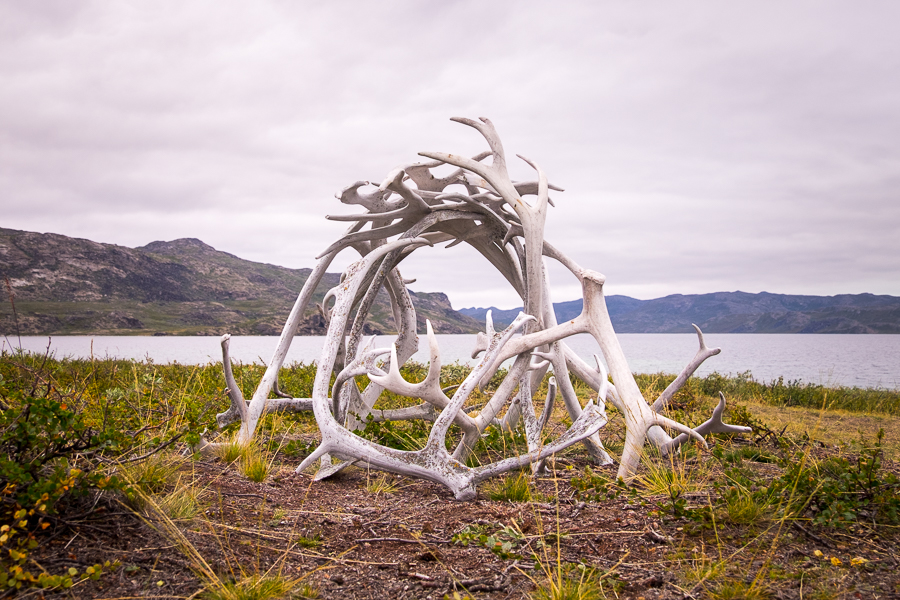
[3,333,899,390]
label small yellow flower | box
[830,556,842,566]
[851,557,868,567]
[813,550,824,558]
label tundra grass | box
[635,370,900,415]
[2,349,897,463]
[2,348,898,597]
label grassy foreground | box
[1,349,898,598]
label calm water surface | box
[4,333,899,390]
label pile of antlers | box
[205,117,749,500]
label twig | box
[114,431,187,464]
[218,492,268,500]
[356,536,450,544]
[792,521,834,548]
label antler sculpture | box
[202,117,750,498]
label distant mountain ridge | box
[4,226,897,336]
[461,291,900,334]
[0,227,481,336]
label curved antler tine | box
[652,413,708,448]
[221,335,245,407]
[388,342,402,377]
[295,444,329,474]
[216,333,248,429]
[376,167,432,213]
[471,332,489,359]
[593,354,610,402]
[272,378,291,399]
[502,223,524,246]
[321,289,337,322]
[331,344,391,420]
[420,119,522,209]
[713,391,726,421]
[537,376,558,432]
[528,357,550,371]
[412,319,445,400]
[710,392,752,435]
[336,180,372,204]
[515,154,549,212]
[366,323,447,407]
[331,345,390,396]
[449,117,508,175]
[472,310,497,389]
[378,167,404,192]
[659,392,752,456]
[651,324,721,413]
[428,312,536,451]
[693,323,711,351]
[404,152,489,193]
[425,319,441,371]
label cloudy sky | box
[2,2,899,309]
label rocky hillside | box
[462,291,900,334]
[0,227,481,336]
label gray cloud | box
[2,1,899,308]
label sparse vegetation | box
[1,348,898,597]
[529,564,607,600]
[237,443,274,483]
[485,471,533,502]
[365,472,399,496]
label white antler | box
[210,116,745,499]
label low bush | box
[0,393,127,589]
[0,350,205,591]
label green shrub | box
[781,430,900,527]
[0,351,203,591]
[354,415,430,451]
[710,430,900,528]
[0,395,126,590]
[452,522,524,560]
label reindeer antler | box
[210,116,745,499]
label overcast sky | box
[2,2,899,309]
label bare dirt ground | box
[27,437,900,600]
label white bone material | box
[205,117,750,495]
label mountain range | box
[460,291,900,334]
[0,227,480,336]
[2,226,898,336]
